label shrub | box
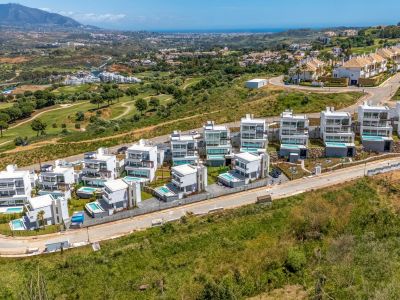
[285,248,307,273]
[75,123,81,129]
[14,136,28,146]
[75,111,85,122]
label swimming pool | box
[326,142,347,148]
[85,201,104,216]
[9,219,26,231]
[156,186,175,197]
[362,135,386,142]
[79,187,98,193]
[219,172,243,183]
[123,176,146,183]
[0,206,24,214]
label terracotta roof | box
[342,56,371,68]
[377,48,394,59]
[367,53,386,63]
[301,58,324,72]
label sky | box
[1,0,400,31]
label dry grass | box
[0,56,31,64]
[248,285,308,300]
[12,84,50,95]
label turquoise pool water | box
[159,187,170,194]
[10,219,25,231]
[124,176,143,182]
[88,202,101,211]
[281,144,301,149]
[362,135,385,142]
[5,207,23,214]
[220,173,235,181]
[326,142,347,148]
[79,187,97,193]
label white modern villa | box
[279,110,309,160]
[358,102,393,152]
[81,148,117,187]
[125,139,159,182]
[320,107,355,157]
[101,179,142,215]
[170,130,200,166]
[38,160,75,200]
[155,164,207,201]
[24,194,70,229]
[0,165,32,207]
[234,152,269,181]
[203,121,232,167]
[240,114,268,153]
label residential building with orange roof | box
[290,58,326,82]
[333,52,387,85]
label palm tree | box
[301,63,308,82]
[37,210,45,229]
[295,66,302,83]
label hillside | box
[1,175,400,299]
[0,3,81,28]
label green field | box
[0,94,172,147]
[0,176,399,299]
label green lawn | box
[0,223,60,237]
[0,177,399,299]
[392,87,400,101]
[207,166,230,184]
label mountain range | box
[0,3,82,28]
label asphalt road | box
[2,157,399,256]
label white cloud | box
[40,8,126,23]
[76,13,127,22]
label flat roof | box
[28,194,54,210]
[104,179,128,192]
[0,170,29,179]
[128,140,156,152]
[235,152,260,162]
[322,111,351,117]
[247,78,267,83]
[359,105,390,111]
[172,164,197,176]
[240,116,265,124]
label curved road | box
[1,157,399,256]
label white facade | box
[240,114,268,153]
[102,179,141,214]
[358,103,392,139]
[233,152,269,183]
[320,107,355,144]
[171,164,207,196]
[0,165,32,207]
[333,53,388,85]
[125,139,158,182]
[279,110,309,147]
[246,79,268,89]
[38,160,75,200]
[98,72,141,84]
[203,121,232,166]
[25,194,69,228]
[82,148,117,187]
[170,131,200,166]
